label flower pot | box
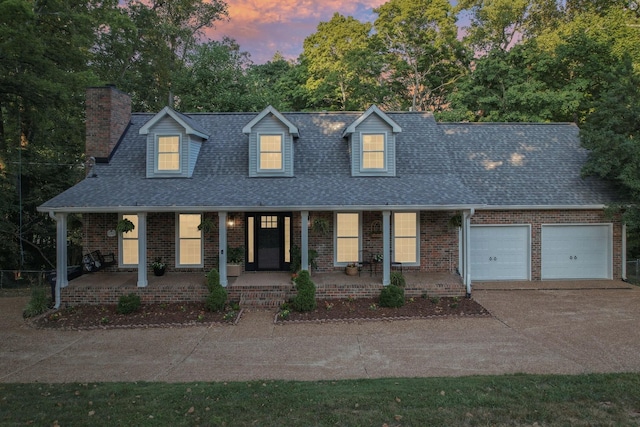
[153,267,165,276]
[345,266,358,276]
[227,263,242,277]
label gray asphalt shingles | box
[40,111,616,211]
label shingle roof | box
[39,110,618,212]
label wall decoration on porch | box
[370,220,382,237]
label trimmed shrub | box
[22,286,50,318]
[292,270,317,312]
[205,268,220,293]
[379,285,405,308]
[117,293,141,314]
[205,284,228,312]
[390,272,406,288]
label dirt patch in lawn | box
[278,296,490,323]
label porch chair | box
[358,250,374,276]
[82,250,116,273]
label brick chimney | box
[85,85,131,163]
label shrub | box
[292,270,317,312]
[379,285,405,308]
[117,293,141,314]
[23,286,50,318]
[205,268,220,293]
[205,284,228,312]
[390,272,406,288]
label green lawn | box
[2,374,640,426]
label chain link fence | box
[626,260,640,284]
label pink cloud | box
[206,0,388,63]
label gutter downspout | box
[463,208,475,298]
[622,222,627,281]
[48,211,67,309]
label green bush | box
[390,272,406,288]
[205,268,220,293]
[205,284,228,312]
[292,270,317,312]
[116,293,141,314]
[22,286,50,318]
[379,285,405,308]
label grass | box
[2,374,640,426]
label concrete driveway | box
[1,281,639,383]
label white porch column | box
[51,212,68,309]
[137,212,148,287]
[219,212,228,287]
[382,210,391,286]
[462,209,473,297]
[301,211,309,271]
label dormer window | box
[362,133,386,170]
[259,134,284,171]
[157,135,181,172]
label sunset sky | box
[207,0,463,64]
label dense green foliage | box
[116,293,142,314]
[292,270,317,312]
[22,286,50,318]
[379,284,405,308]
[2,0,639,269]
[4,374,640,425]
[204,268,227,311]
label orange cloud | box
[206,0,387,63]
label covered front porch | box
[57,270,465,308]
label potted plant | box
[226,246,244,277]
[345,262,358,276]
[116,218,135,234]
[151,257,166,276]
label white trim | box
[175,213,204,268]
[257,133,285,173]
[541,223,613,280]
[139,106,209,139]
[334,211,362,266]
[342,105,402,137]
[392,211,420,266]
[119,213,139,268]
[243,105,299,137]
[155,134,183,174]
[470,224,532,281]
[360,132,388,172]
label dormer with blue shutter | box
[342,105,402,177]
[243,106,299,178]
[139,106,209,178]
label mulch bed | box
[30,302,241,330]
[277,296,490,323]
[29,296,490,330]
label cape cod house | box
[39,86,624,308]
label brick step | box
[228,284,293,309]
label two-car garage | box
[470,224,613,281]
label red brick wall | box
[83,209,621,279]
[85,86,131,162]
[471,209,622,280]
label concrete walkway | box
[1,281,640,383]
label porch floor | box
[59,270,465,307]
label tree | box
[0,0,102,269]
[92,0,228,111]
[302,13,386,111]
[374,0,468,111]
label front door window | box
[246,213,292,271]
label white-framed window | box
[361,133,386,170]
[393,212,419,264]
[156,135,181,172]
[258,134,283,171]
[176,213,203,267]
[119,214,139,266]
[335,212,360,264]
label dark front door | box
[246,213,292,271]
[257,215,281,270]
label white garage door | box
[470,225,530,281]
[541,225,612,279]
